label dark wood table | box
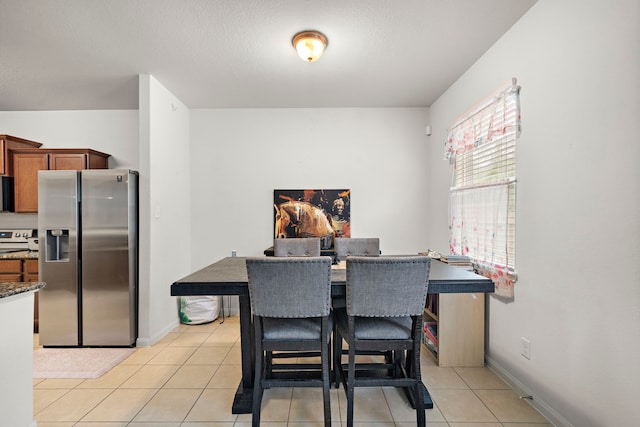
[171,256,494,413]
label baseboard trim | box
[485,354,573,427]
[136,319,180,347]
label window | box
[444,79,520,297]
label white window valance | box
[444,81,521,161]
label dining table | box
[170,255,494,414]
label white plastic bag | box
[179,296,220,324]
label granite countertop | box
[0,250,39,260]
[0,281,45,299]
[0,251,43,298]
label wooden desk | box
[171,256,494,414]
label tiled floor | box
[33,315,553,426]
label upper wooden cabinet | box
[0,135,43,176]
[12,148,110,212]
[49,150,109,170]
[13,151,48,213]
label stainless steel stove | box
[0,229,37,254]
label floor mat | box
[33,347,136,379]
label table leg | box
[423,383,434,409]
[232,294,254,414]
[403,346,434,410]
[403,382,434,410]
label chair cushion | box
[263,317,333,340]
[335,308,412,340]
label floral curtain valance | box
[444,83,521,160]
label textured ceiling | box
[0,0,537,110]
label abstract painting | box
[274,189,350,248]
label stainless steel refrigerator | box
[38,169,138,347]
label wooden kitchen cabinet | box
[23,259,39,282]
[11,148,110,212]
[12,151,48,213]
[0,259,23,282]
[49,151,109,170]
[0,135,42,176]
[23,259,39,333]
[0,258,41,331]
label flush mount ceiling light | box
[292,30,328,62]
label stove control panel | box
[0,229,36,243]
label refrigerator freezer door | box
[81,170,137,346]
[38,170,80,346]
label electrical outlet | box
[521,337,531,359]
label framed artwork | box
[274,189,350,248]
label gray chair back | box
[273,237,321,256]
[246,256,332,318]
[346,256,430,317]
[334,237,380,260]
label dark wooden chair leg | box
[252,319,263,427]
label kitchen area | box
[1,134,139,344]
[0,134,139,425]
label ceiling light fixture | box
[292,30,328,62]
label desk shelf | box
[423,292,485,367]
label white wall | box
[189,107,430,262]
[427,1,640,426]
[137,75,191,345]
[189,107,429,313]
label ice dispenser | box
[45,229,70,262]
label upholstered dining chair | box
[333,237,380,260]
[270,237,322,366]
[246,256,333,427]
[273,237,321,257]
[332,237,382,373]
[334,256,431,427]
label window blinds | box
[444,80,520,162]
[445,79,521,298]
